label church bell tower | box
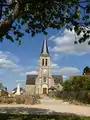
[35,37,54,94]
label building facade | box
[26,38,63,95]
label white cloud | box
[0,58,18,69]
[49,29,90,55]
[51,65,80,76]
[63,75,69,80]
[26,71,38,75]
[59,67,80,75]
[51,62,59,69]
[0,51,23,72]
[0,51,7,59]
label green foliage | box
[56,90,90,104]
[83,66,90,75]
[63,74,90,92]
[0,0,90,44]
[0,83,4,90]
[6,34,14,42]
[0,82,7,91]
[60,75,90,104]
[0,114,89,120]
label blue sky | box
[0,28,90,92]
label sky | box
[0,28,90,92]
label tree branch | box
[0,1,24,37]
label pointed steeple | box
[41,36,49,56]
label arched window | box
[42,59,44,66]
[45,59,48,66]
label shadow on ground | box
[0,107,90,120]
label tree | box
[0,82,4,90]
[63,76,90,91]
[0,0,90,44]
[0,82,8,91]
[63,80,72,91]
[83,66,90,75]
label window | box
[42,59,44,66]
[45,59,48,66]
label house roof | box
[26,75,38,85]
[26,74,63,85]
[12,87,25,94]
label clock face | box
[43,69,47,74]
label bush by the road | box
[56,90,90,104]
[56,75,90,104]
[0,95,40,104]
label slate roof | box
[26,75,38,85]
[26,74,63,85]
[12,87,25,94]
[52,75,63,84]
[41,39,49,56]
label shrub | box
[15,95,39,104]
[24,95,33,104]
[0,97,15,104]
[55,90,90,104]
[0,91,8,96]
[7,97,14,104]
[0,95,39,104]
[15,95,26,104]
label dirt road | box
[0,97,90,116]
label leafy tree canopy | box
[0,0,90,44]
[63,76,90,91]
[0,82,7,91]
[83,66,90,75]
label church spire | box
[41,36,49,56]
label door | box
[43,88,47,94]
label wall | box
[25,85,35,95]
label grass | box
[0,114,90,120]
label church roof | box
[26,75,63,85]
[26,75,37,85]
[52,75,63,84]
[41,38,49,56]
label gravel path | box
[0,96,90,116]
[39,96,90,116]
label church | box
[26,38,63,95]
